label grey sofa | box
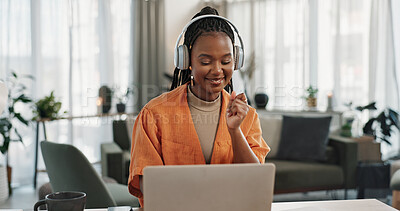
[102,115,359,198]
[259,115,358,196]
[101,120,132,184]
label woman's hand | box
[226,91,249,130]
[226,91,260,163]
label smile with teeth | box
[207,77,224,85]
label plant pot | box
[254,93,269,109]
[99,86,112,114]
[307,97,317,108]
[0,165,9,202]
[116,103,126,113]
[102,105,111,114]
[38,109,48,119]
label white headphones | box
[174,14,245,71]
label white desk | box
[271,199,396,211]
[83,199,396,211]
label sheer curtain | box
[226,0,309,110]
[0,0,133,186]
[225,0,376,109]
[317,0,371,109]
[225,0,400,157]
[369,0,399,158]
[318,0,398,157]
[0,0,36,186]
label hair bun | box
[192,6,219,19]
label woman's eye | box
[201,61,211,65]
[222,60,231,65]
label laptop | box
[143,163,275,211]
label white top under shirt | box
[187,86,221,164]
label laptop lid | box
[143,163,275,211]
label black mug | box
[34,191,86,211]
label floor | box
[0,172,393,210]
[0,172,49,210]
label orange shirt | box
[128,83,270,205]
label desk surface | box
[271,199,395,211]
[82,199,395,211]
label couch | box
[259,114,358,196]
[101,120,133,184]
[102,114,359,197]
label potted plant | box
[33,91,67,121]
[305,85,318,108]
[340,119,354,137]
[0,72,34,196]
[113,87,132,113]
[357,102,399,145]
[99,86,113,114]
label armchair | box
[41,141,139,208]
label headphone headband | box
[174,14,245,69]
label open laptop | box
[143,163,275,211]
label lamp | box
[0,81,8,114]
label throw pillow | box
[259,115,283,158]
[276,115,332,162]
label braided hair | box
[170,6,234,93]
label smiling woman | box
[128,6,270,207]
[190,32,234,101]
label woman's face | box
[190,32,234,102]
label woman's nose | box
[212,62,222,73]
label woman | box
[128,6,270,205]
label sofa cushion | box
[268,159,344,192]
[259,115,282,158]
[276,116,332,162]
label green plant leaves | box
[306,85,318,98]
[0,71,33,155]
[33,91,65,120]
[356,102,377,111]
[14,113,29,126]
[0,137,10,154]
[15,94,32,103]
[13,128,23,143]
[362,107,400,146]
[0,118,12,134]
[388,109,400,130]
[363,118,376,136]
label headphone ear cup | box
[234,45,244,70]
[176,45,189,70]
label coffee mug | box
[34,191,86,211]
